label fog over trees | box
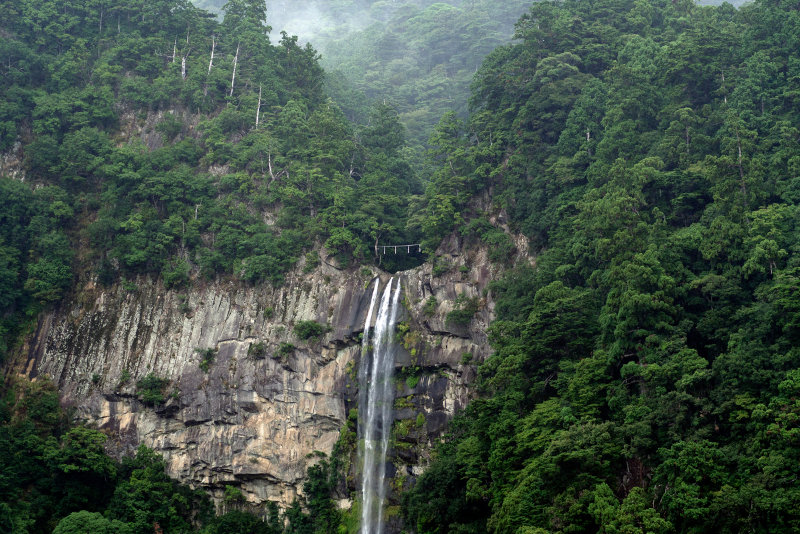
[1,0,799,532]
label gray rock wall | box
[20,241,501,509]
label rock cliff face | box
[19,240,504,511]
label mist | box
[192,0,377,52]
[265,0,375,52]
[187,0,531,171]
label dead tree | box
[229,42,240,97]
[255,84,262,126]
[207,35,215,75]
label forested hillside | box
[2,0,800,532]
[0,0,414,530]
[0,0,425,365]
[404,0,800,532]
[317,0,531,168]
[0,377,344,533]
[193,0,531,170]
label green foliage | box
[303,250,320,273]
[286,456,342,534]
[431,257,450,277]
[248,341,268,360]
[422,296,437,316]
[0,179,76,362]
[53,511,132,534]
[404,0,800,532]
[155,114,183,143]
[4,0,800,532]
[415,413,426,429]
[118,369,131,388]
[223,484,244,504]
[205,508,282,534]
[294,320,331,340]
[406,374,420,390]
[0,0,429,367]
[0,378,223,533]
[52,427,116,479]
[2,375,294,533]
[463,217,516,264]
[196,348,217,373]
[107,445,213,533]
[317,0,531,170]
[445,293,479,327]
[136,374,170,405]
[2,4,363,530]
[161,259,190,290]
[276,342,296,359]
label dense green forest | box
[193,0,532,170]
[0,0,425,366]
[315,0,531,169]
[403,0,800,532]
[2,0,800,532]
[0,0,412,530]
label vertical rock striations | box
[13,239,507,515]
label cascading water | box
[358,277,402,534]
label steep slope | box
[404,0,800,532]
[0,0,425,370]
[7,0,800,532]
[0,0,435,529]
[193,0,531,169]
[15,236,507,510]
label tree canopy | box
[3,0,800,532]
[404,0,800,532]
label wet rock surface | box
[19,241,503,510]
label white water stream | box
[358,277,402,534]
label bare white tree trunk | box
[267,153,289,185]
[172,38,177,63]
[255,84,262,126]
[207,35,215,75]
[230,42,239,97]
[721,70,728,104]
[181,56,186,79]
[268,152,275,180]
[204,36,216,97]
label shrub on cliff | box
[445,294,479,326]
[136,374,170,405]
[294,320,331,340]
[53,511,133,534]
[196,347,217,373]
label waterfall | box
[359,277,402,534]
